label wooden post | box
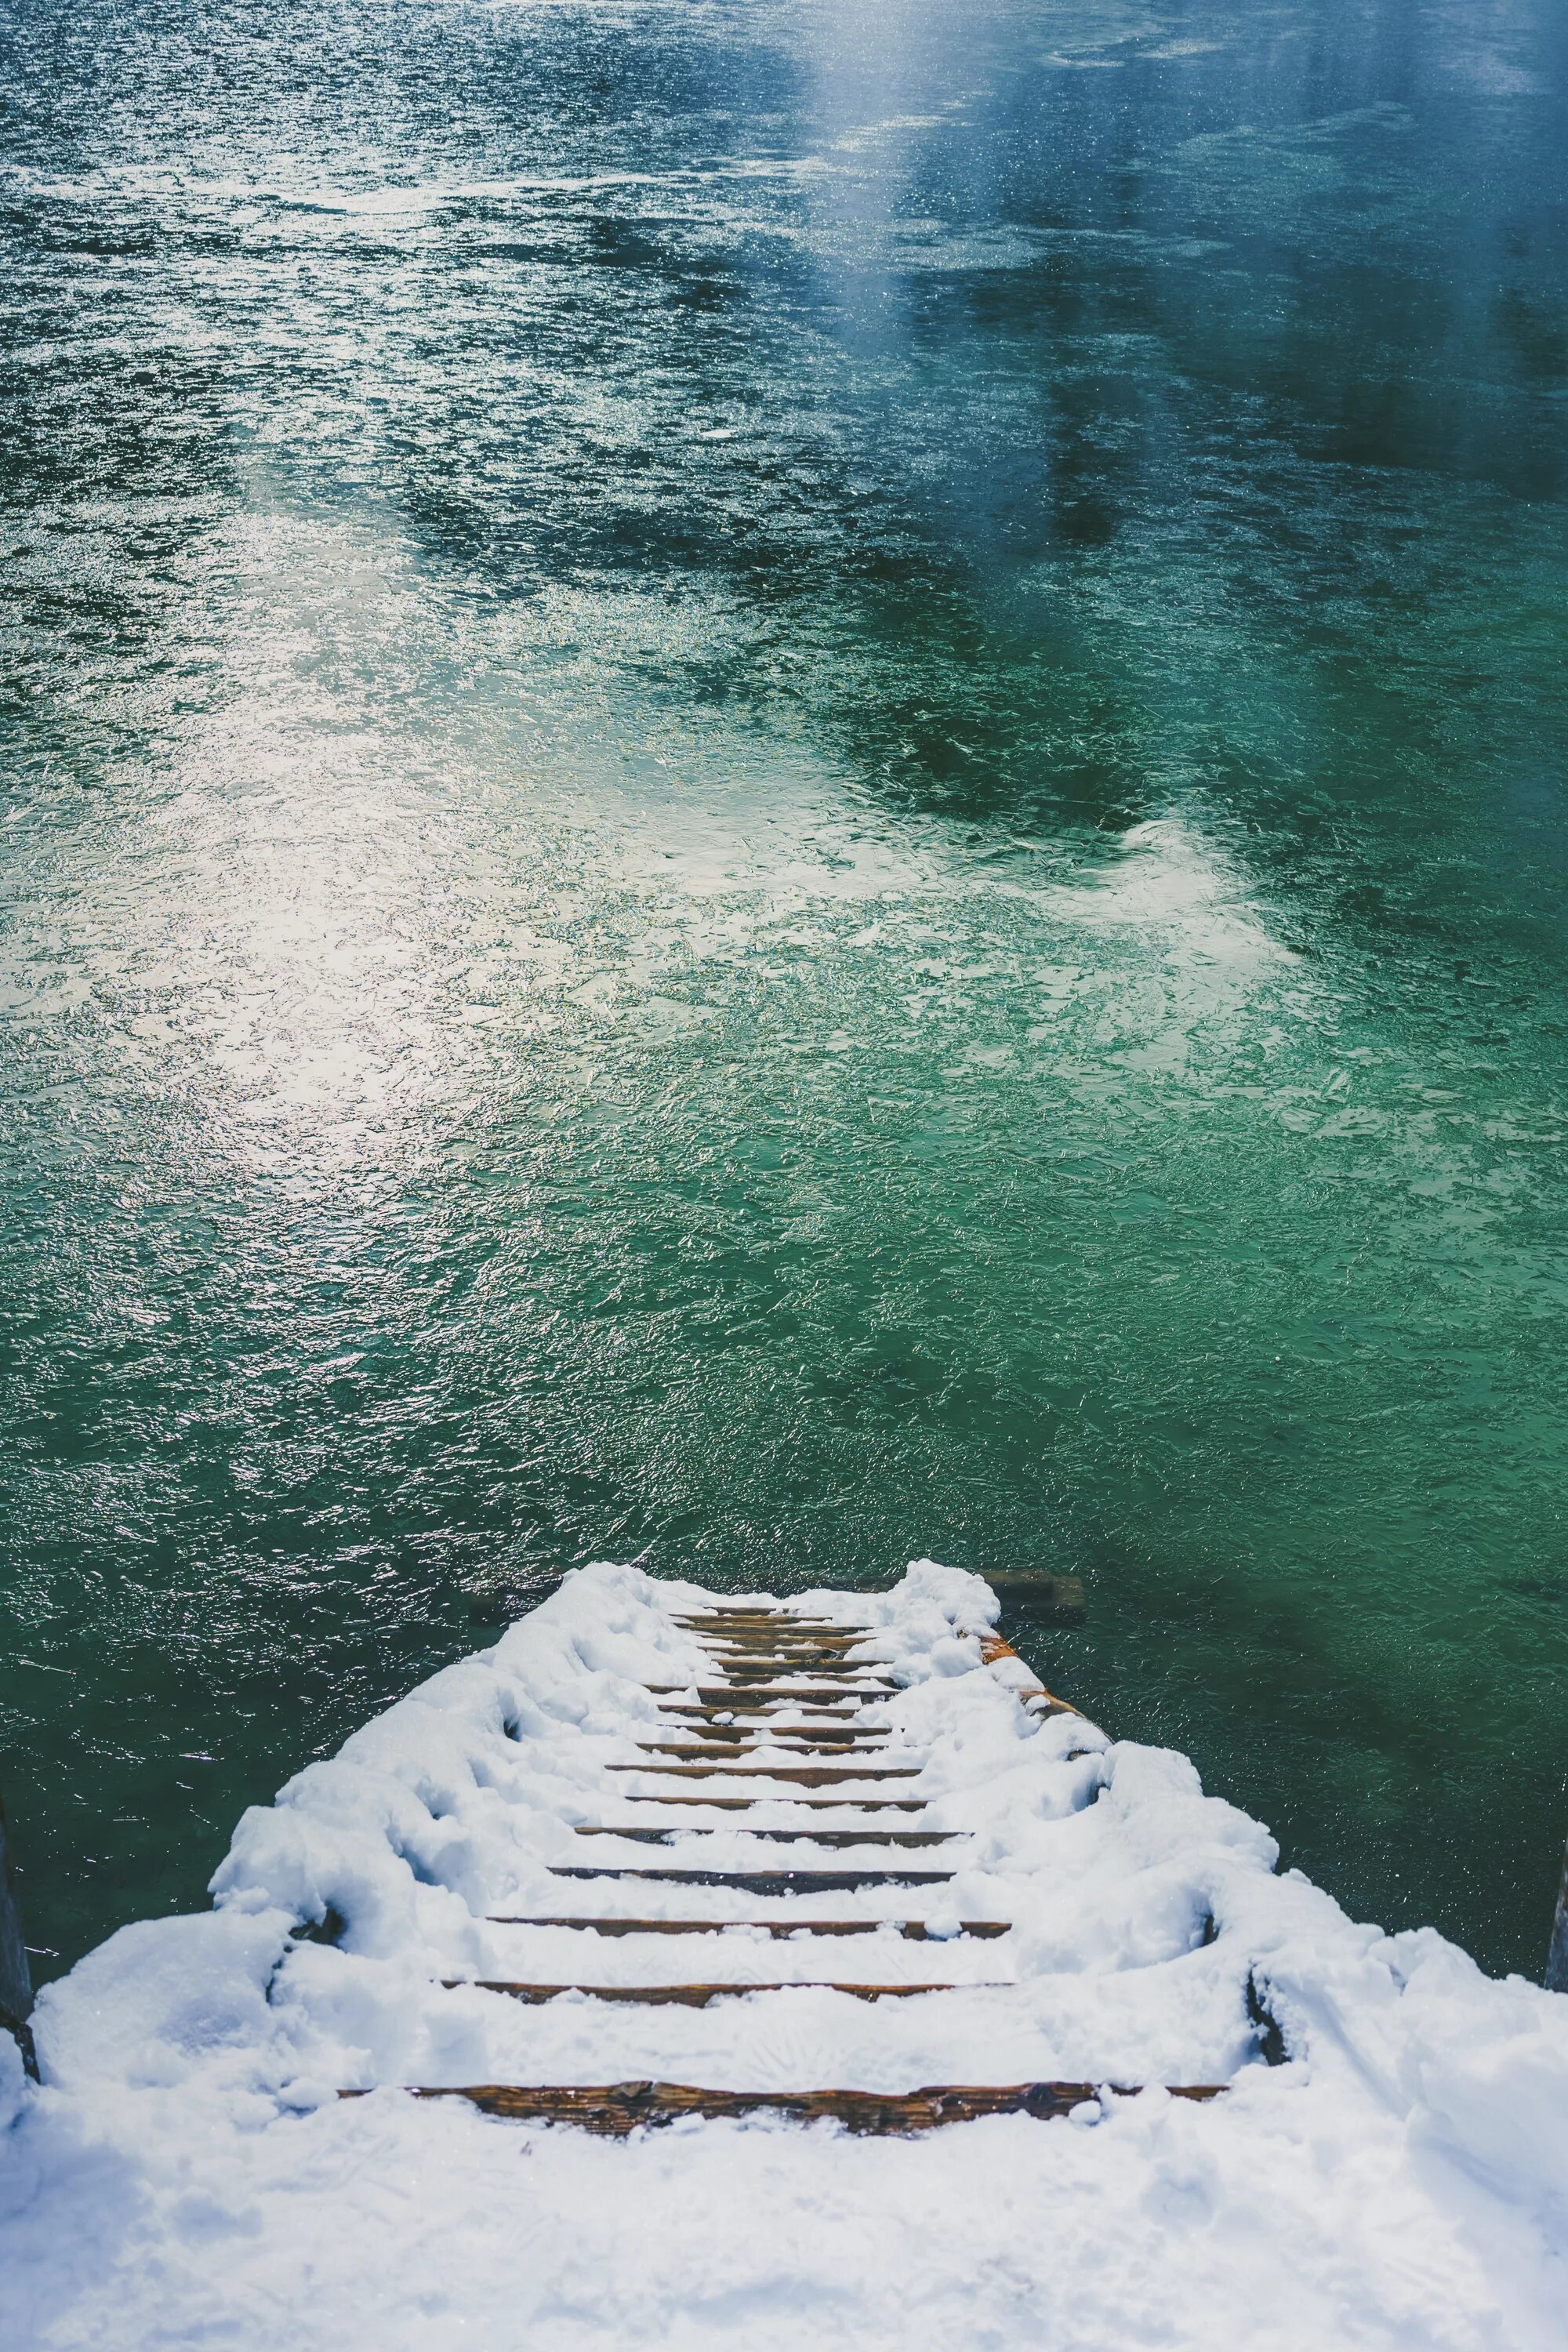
[1547,1840,1568,1994]
[983,1573,1087,1627]
[0,1795,36,2074]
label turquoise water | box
[2,0,1566,1984]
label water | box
[2,0,1566,1987]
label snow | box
[4,1557,1567,2348]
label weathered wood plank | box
[691,1642,867,1655]
[574,1827,957,1846]
[677,1617,861,1633]
[658,1704,862,1719]
[704,1673,880,1689]
[634,1744,891,1760]
[702,1656,873,1670]
[550,1866,956,1890]
[657,1718,887,1739]
[486,1917,1012,1937]
[727,1723,887,1737]
[637,1730,891,1747]
[702,1654,876,1666]
[746,1722,889,1735]
[702,1632,866,1646]
[612,1762,918,1780]
[638,1730,891,1747]
[446,1981,973,2005]
[623,1795,927,1811]
[644,1731,780,1750]
[368,2079,1226,2135]
[702,1643,873,1658]
[645,1684,900,1701]
[698,1628,865,1642]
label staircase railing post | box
[0,1795,37,2076]
[1547,1840,1568,1994]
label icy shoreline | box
[4,1559,1567,2348]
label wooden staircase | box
[347,1599,1226,2134]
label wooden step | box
[672,1621,804,1632]
[669,1749,896,1766]
[764,1736,891,1748]
[637,1744,741,1760]
[985,1573,1087,1626]
[672,1602,795,1612]
[655,1719,887,1740]
[713,1723,888,1739]
[653,1711,887,1730]
[645,1685,899,1701]
[622,1795,927,1811]
[706,1675,884,1691]
[673,1605,849,1617]
[377,2080,1227,2136]
[634,1743,891,1760]
[447,1980,971,2005]
[710,1693,888,1712]
[641,1729,890,1748]
[659,1715,866,1730]
[702,1646,875,1661]
[575,1827,956,1847]
[686,1735,892,1751]
[608,1765,921,1784]
[658,1704,863,1720]
[699,1618,866,1632]
[704,1659,877,1673]
[551,1867,957,1891]
[700,1637,869,1656]
[648,1723,779,1743]
[632,1753,893,1767]
[708,1693,887,1705]
[701,1626,866,1639]
[685,1635,868,1648]
[640,1753,890,1768]
[705,1654,872,1671]
[698,1627,865,1643]
[738,1746,894,1758]
[667,1618,860,1637]
[486,1917,1011,1938]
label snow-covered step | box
[634,1741,893,1757]
[619,1793,927,1810]
[395,1973,1258,2084]
[609,1764,924,1783]
[644,1681,902,1698]
[486,1916,1013,1939]
[636,1727,891,1741]
[654,1722,896,1739]
[647,1701,896,1722]
[473,1924,1018,1986]
[447,1980,981,2005]
[381,2080,1225,2135]
[550,1865,961,1891]
[572,1826,959,1846]
[660,1713,877,1731]
[690,1665,884,1681]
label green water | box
[2,0,1567,1984]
